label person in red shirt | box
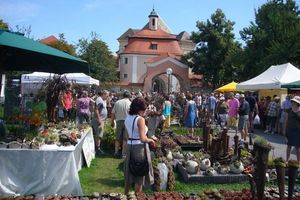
[62,84,73,121]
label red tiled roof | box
[123,38,183,55]
[133,28,177,39]
[40,35,59,45]
[145,53,180,63]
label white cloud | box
[0,1,40,22]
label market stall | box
[237,62,300,101]
[215,81,238,92]
[0,127,95,196]
[237,63,300,90]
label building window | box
[124,57,128,64]
[152,18,155,26]
[123,73,128,79]
[150,44,157,50]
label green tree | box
[77,33,118,83]
[47,33,76,56]
[0,19,8,29]
[240,0,300,79]
[182,9,242,88]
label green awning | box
[0,29,89,73]
[281,80,300,88]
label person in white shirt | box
[111,91,131,158]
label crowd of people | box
[27,85,299,194]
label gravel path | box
[226,128,297,161]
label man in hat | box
[111,91,131,158]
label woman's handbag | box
[129,116,149,177]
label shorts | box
[238,115,249,130]
[164,115,171,128]
[77,112,91,124]
[58,109,64,118]
[116,120,127,143]
[92,119,105,138]
[227,116,238,128]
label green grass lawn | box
[79,150,250,195]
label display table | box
[0,128,95,196]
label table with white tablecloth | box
[0,128,95,196]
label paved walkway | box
[227,128,297,161]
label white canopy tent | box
[21,72,99,95]
[237,63,300,90]
[64,73,99,85]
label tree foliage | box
[0,19,9,29]
[47,33,76,56]
[77,33,118,83]
[240,0,300,79]
[182,9,242,88]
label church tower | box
[148,8,158,30]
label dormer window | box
[150,42,158,50]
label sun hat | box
[291,96,300,105]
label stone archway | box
[152,76,166,93]
[143,58,190,93]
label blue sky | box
[1,0,298,54]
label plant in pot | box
[253,136,272,200]
[288,160,299,200]
[273,157,286,200]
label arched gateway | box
[143,56,190,93]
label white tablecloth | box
[0,128,95,196]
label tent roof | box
[281,80,300,88]
[237,63,300,90]
[21,72,99,85]
[215,81,237,92]
[0,29,89,73]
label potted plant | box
[273,157,286,200]
[253,136,272,200]
[288,160,299,200]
